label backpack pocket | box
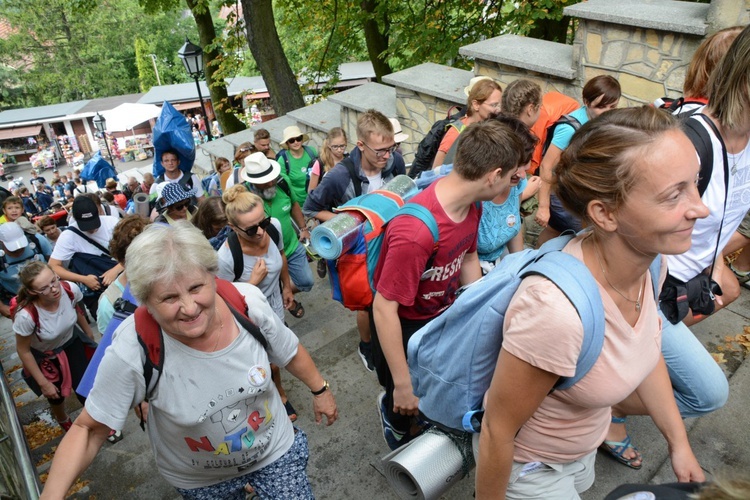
[336,252,373,310]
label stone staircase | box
[193,0,748,173]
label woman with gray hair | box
[40,222,338,500]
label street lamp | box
[93,112,116,169]
[178,37,213,141]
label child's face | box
[4,203,23,221]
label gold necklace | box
[592,239,646,313]
[211,307,224,351]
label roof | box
[77,93,144,114]
[0,100,90,127]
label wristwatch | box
[311,381,329,396]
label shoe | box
[377,392,408,451]
[599,417,642,470]
[317,259,327,279]
[58,417,72,432]
[728,261,750,283]
[358,341,375,372]
[107,429,123,444]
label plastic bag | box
[152,101,195,178]
[80,151,117,188]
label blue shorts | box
[176,428,313,499]
[286,243,314,292]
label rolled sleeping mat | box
[133,192,150,219]
[309,175,419,260]
[381,429,475,500]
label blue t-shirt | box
[477,177,527,262]
[550,106,589,151]
[0,234,53,296]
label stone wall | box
[575,20,703,106]
[473,61,579,100]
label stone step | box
[460,34,576,81]
[382,63,473,163]
[564,0,709,37]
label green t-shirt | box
[278,146,316,205]
[259,174,298,257]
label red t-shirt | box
[373,182,480,320]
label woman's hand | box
[81,274,101,291]
[534,206,550,228]
[41,380,59,399]
[100,267,120,287]
[249,259,267,285]
[282,287,295,310]
[670,445,705,482]
[312,391,338,426]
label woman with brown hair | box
[13,261,96,431]
[308,127,348,192]
[433,78,503,167]
[476,106,706,498]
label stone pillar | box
[707,0,750,34]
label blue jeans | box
[287,243,314,292]
[660,312,728,418]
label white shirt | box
[149,172,203,200]
[50,215,120,261]
[13,282,83,351]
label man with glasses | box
[303,110,406,373]
[149,150,204,207]
[0,221,53,317]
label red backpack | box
[133,278,269,430]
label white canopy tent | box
[101,103,162,132]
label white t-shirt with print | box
[13,282,83,351]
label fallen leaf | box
[711,353,726,364]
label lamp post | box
[148,53,162,86]
[92,112,116,169]
[178,37,213,142]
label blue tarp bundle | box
[80,152,117,188]
[152,101,195,178]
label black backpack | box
[541,114,583,158]
[408,106,466,178]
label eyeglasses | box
[287,136,304,144]
[170,200,190,211]
[237,217,272,237]
[484,101,502,110]
[362,142,397,159]
[35,275,61,295]
[329,144,347,151]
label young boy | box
[371,120,524,449]
[304,110,406,372]
[0,196,40,234]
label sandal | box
[599,417,642,469]
[107,429,123,444]
[288,300,305,318]
[284,400,298,422]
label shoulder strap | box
[25,233,44,258]
[683,116,717,197]
[276,177,292,199]
[341,157,362,197]
[67,226,111,256]
[178,172,192,190]
[214,278,269,350]
[134,305,164,420]
[277,150,290,174]
[303,145,316,160]
[233,168,241,186]
[265,221,281,248]
[227,231,245,282]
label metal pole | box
[103,133,117,171]
[194,75,213,142]
[148,54,162,86]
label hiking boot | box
[377,392,409,451]
[317,259,327,279]
[358,341,375,372]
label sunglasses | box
[170,200,190,211]
[237,217,272,237]
[287,136,304,144]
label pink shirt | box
[502,235,666,463]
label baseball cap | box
[0,222,29,252]
[72,196,101,231]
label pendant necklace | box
[211,307,224,351]
[593,239,646,313]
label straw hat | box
[389,118,409,143]
[464,75,493,96]
[280,125,309,149]
[241,152,282,185]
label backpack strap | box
[67,226,111,256]
[277,150,290,174]
[214,278,269,351]
[227,232,245,282]
[683,115,718,197]
[397,204,439,258]
[134,305,164,430]
[276,178,292,199]
[341,157,362,197]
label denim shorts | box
[176,428,313,500]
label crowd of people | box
[4,22,749,500]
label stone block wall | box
[575,20,703,106]
[394,88,467,163]
[474,61,579,100]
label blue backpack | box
[407,233,661,433]
[321,192,438,311]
